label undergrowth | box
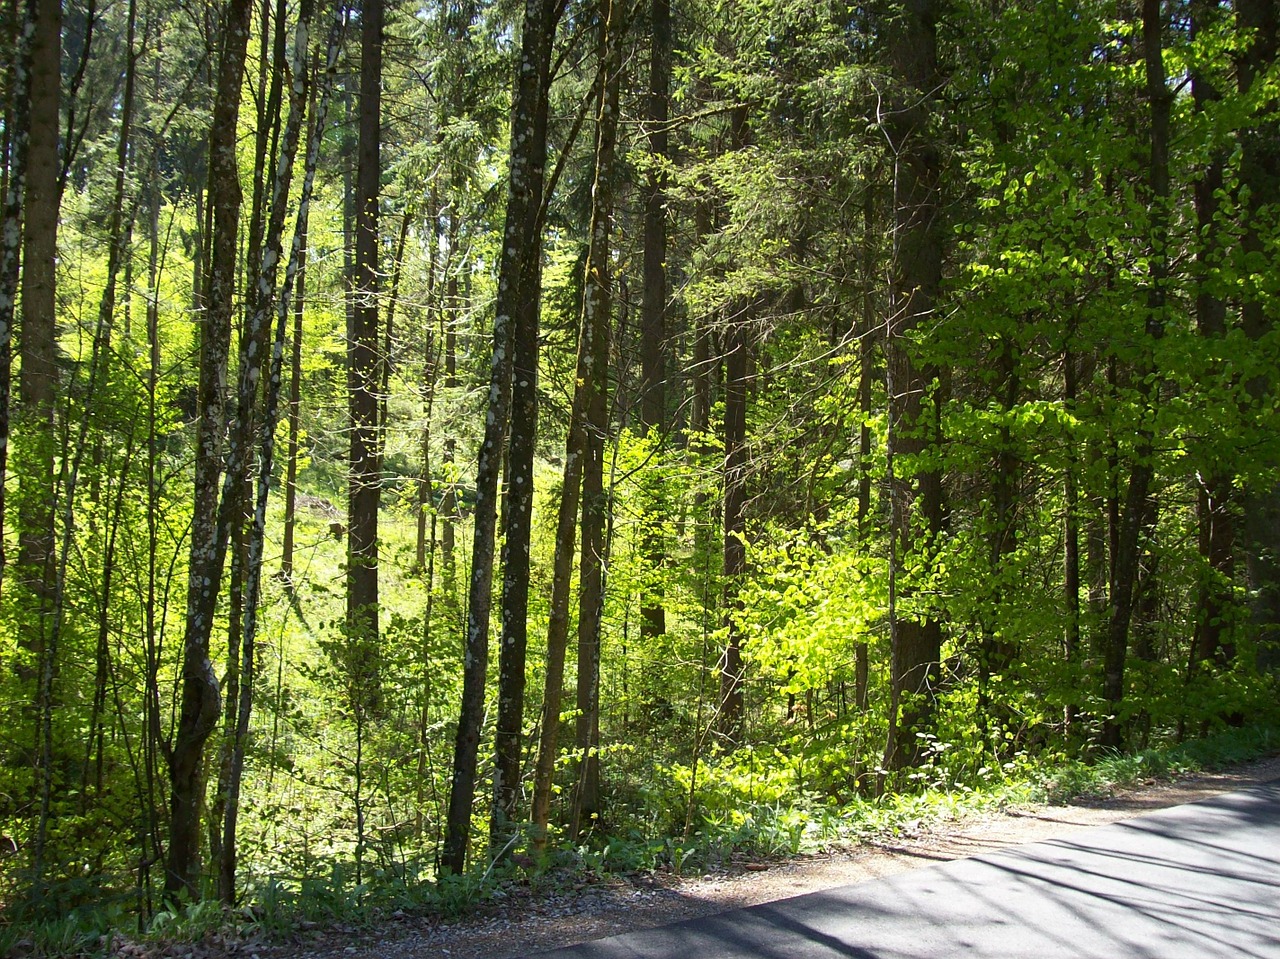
[2,722,1275,958]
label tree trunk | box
[490,251,542,854]
[347,0,383,714]
[0,0,36,596]
[16,0,59,684]
[417,196,442,573]
[1188,0,1235,675]
[217,0,328,902]
[77,0,140,832]
[717,295,750,747]
[569,0,622,839]
[881,0,946,774]
[441,223,460,594]
[980,337,1019,748]
[381,209,412,457]
[1100,0,1170,751]
[166,0,253,902]
[280,207,308,582]
[636,0,671,647]
[530,335,589,853]
[416,335,437,574]
[1236,0,1280,658]
[854,187,876,714]
[243,0,289,367]
[142,152,166,916]
[17,0,59,593]
[1063,349,1081,732]
[443,0,561,875]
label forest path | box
[530,777,1280,958]
[271,756,1280,959]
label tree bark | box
[280,212,308,583]
[1188,0,1235,676]
[570,0,622,838]
[881,0,946,774]
[980,337,1019,748]
[636,0,671,647]
[530,331,589,853]
[416,192,442,572]
[854,187,876,715]
[217,0,328,902]
[0,0,36,596]
[489,301,539,853]
[717,295,750,747]
[441,220,460,594]
[347,0,383,714]
[1236,0,1280,658]
[17,0,58,580]
[1100,0,1170,751]
[166,0,253,902]
[17,0,59,623]
[1063,348,1081,732]
[443,0,561,874]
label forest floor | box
[233,753,1280,959]
[96,754,1279,959]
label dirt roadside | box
[261,755,1280,959]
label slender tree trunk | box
[979,337,1019,748]
[1236,0,1280,657]
[1063,348,1081,731]
[142,154,165,917]
[441,220,460,592]
[437,2,471,600]
[568,0,622,839]
[348,0,383,713]
[86,437,134,802]
[854,187,876,714]
[416,343,436,573]
[380,209,412,455]
[636,0,670,647]
[217,0,327,902]
[167,0,253,901]
[243,0,289,364]
[689,197,716,660]
[17,0,59,586]
[717,294,750,747]
[856,188,875,535]
[281,70,321,586]
[443,0,561,875]
[80,0,140,812]
[214,0,288,704]
[17,0,59,615]
[1189,0,1235,676]
[490,264,543,854]
[0,0,36,596]
[416,192,442,571]
[710,104,755,749]
[1100,0,1170,751]
[881,0,946,774]
[530,342,588,853]
[280,211,308,582]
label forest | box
[0,0,1278,945]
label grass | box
[1032,723,1280,805]
[650,722,1280,873]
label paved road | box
[532,778,1280,959]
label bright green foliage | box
[0,0,1278,944]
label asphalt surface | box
[532,778,1280,958]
